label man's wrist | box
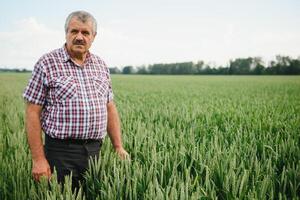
[32,154,47,162]
[113,145,123,150]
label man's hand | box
[25,103,51,182]
[115,147,130,160]
[32,158,51,182]
[107,101,130,160]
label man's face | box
[65,17,96,57]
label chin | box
[72,48,85,53]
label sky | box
[1,0,300,70]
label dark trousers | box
[44,134,102,190]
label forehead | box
[68,17,93,32]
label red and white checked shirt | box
[23,45,114,139]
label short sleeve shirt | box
[23,45,114,139]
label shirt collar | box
[61,44,71,62]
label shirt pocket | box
[54,76,77,102]
[92,76,109,98]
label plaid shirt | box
[23,45,114,139]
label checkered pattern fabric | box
[23,45,114,139]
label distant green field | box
[0,74,299,199]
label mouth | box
[74,44,84,48]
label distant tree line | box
[110,55,300,75]
[0,68,31,73]
[1,55,300,75]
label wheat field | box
[0,74,299,199]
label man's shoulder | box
[38,47,67,64]
[89,53,107,67]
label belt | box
[45,134,103,145]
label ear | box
[65,30,68,40]
[92,32,97,42]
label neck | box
[66,48,88,66]
[71,54,86,66]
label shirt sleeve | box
[107,79,114,103]
[104,63,114,103]
[23,60,47,105]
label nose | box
[75,32,84,40]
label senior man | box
[23,10,129,189]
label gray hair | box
[65,11,97,34]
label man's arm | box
[107,101,129,159]
[25,102,51,181]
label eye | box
[70,29,79,34]
[82,31,90,36]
